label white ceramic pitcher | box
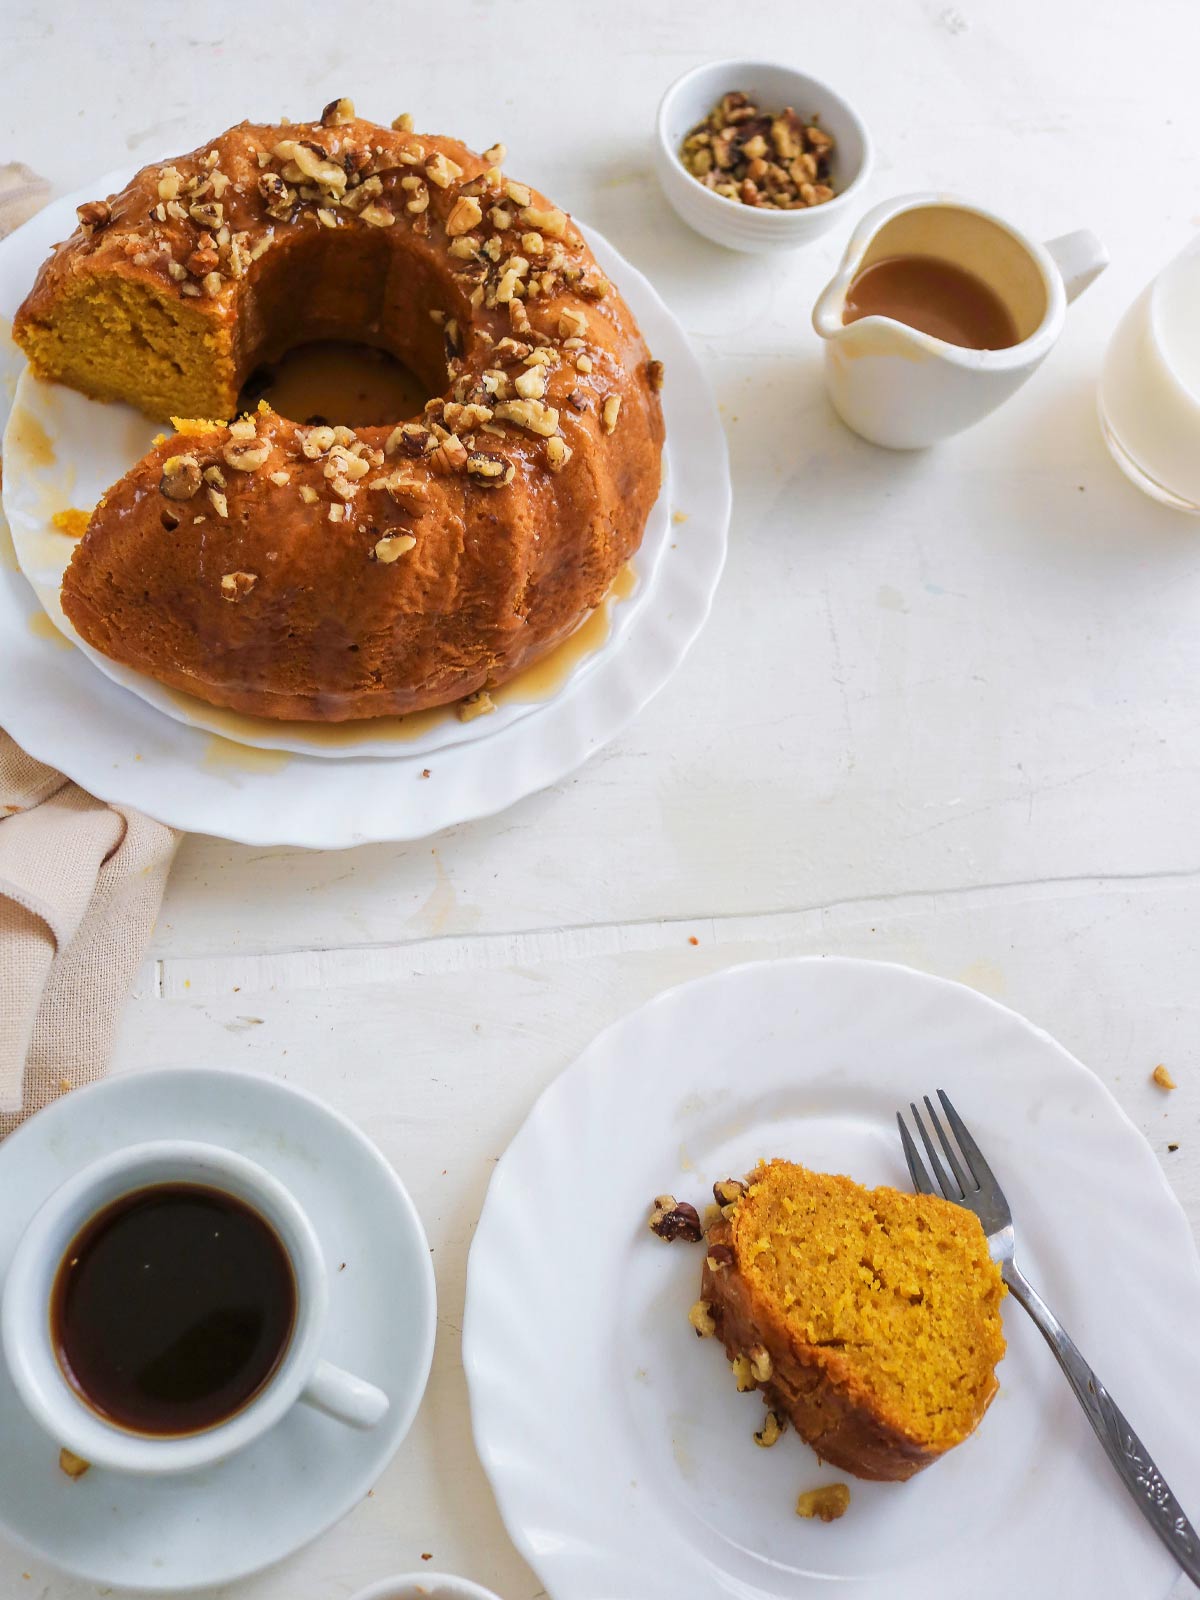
[812,193,1108,449]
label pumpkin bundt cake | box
[698,1161,1006,1481]
[13,101,665,720]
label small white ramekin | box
[654,58,872,254]
[349,1577,503,1600]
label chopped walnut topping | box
[489,204,514,231]
[159,454,202,500]
[220,570,258,601]
[688,1299,716,1338]
[465,450,515,488]
[207,485,229,518]
[647,358,665,391]
[544,435,572,473]
[391,112,414,132]
[755,1410,785,1448]
[424,151,463,189]
[317,207,339,229]
[202,270,223,298]
[259,171,293,217]
[299,485,319,504]
[373,532,417,563]
[360,202,396,227]
[558,306,588,339]
[446,195,483,236]
[272,138,348,195]
[157,167,182,201]
[482,141,507,165]
[731,1355,756,1393]
[269,470,291,487]
[320,96,356,127]
[76,199,111,231]
[223,438,271,472]
[648,1195,704,1242]
[203,464,227,488]
[448,234,482,260]
[574,353,593,374]
[386,422,433,457]
[457,689,495,722]
[680,92,837,209]
[494,397,559,437]
[504,180,531,206]
[228,417,257,441]
[519,204,566,237]
[601,394,621,434]
[514,366,547,401]
[748,1345,773,1382]
[403,178,429,215]
[328,502,346,523]
[301,425,337,458]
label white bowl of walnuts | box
[655,59,872,253]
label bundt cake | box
[13,101,665,720]
[697,1161,1006,1481]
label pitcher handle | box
[1044,230,1108,303]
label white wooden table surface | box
[2,1,1199,1595]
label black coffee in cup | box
[51,1183,296,1436]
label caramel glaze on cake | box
[700,1162,1006,1482]
[13,101,665,720]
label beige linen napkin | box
[0,163,181,1132]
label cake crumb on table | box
[1152,1064,1177,1090]
[796,1483,850,1522]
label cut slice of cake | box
[699,1160,1006,1481]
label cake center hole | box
[239,341,428,428]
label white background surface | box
[1,0,1198,1596]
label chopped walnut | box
[731,1354,756,1393]
[465,451,516,487]
[796,1484,851,1523]
[457,689,495,722]
[648,1194,703,1243]
[680,91,837,210]
[373,532,417,563]
[755,1410,785,1448]
[159,454,202,500]
[494,397,559,437]
[1152,1064,1177,1091]
[688,1299,716,1338]
[391,112,414,133]
[482,141,506,165]
[207,485,229,518]
[320,96,356,127]
[220,570,258,601]
[76,199,111,231]
[544,435,572,473]
[647,358,665,391]
[446,195,483,236]
[601,394,621,434]
[424,151,463,189]
[223,438,271,472]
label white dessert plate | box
[0,1066,437,1593]
[464,957,1200,1600]
[0,173,727,839]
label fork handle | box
[1004,1260,1200,1587]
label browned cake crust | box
[15,108,665,720]
[702,1216,940,1481]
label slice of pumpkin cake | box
[697,1160,1006,1481]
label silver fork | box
[898,1090,1200,1589]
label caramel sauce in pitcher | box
[843,256,1019,351]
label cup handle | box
[1044,229,1109,303]
[299,1359,390,1430]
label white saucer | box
[0,173,728,843]
[0,1067,437,1593]
[464,958,1200,1600]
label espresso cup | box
[1,1140,389,1475]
